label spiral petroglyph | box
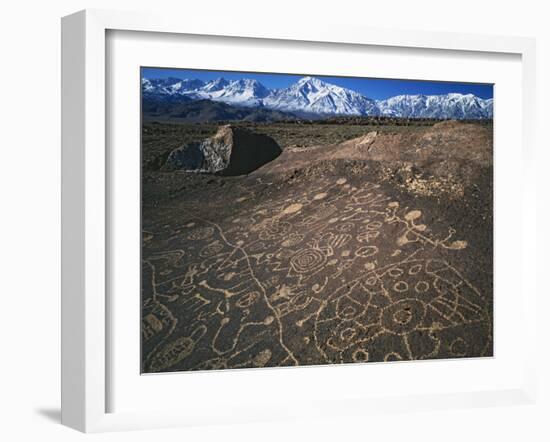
[290,248,327,274]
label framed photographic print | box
[139,66,494,374]
[61,9,537,433]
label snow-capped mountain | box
[142,77,205,95]
[142,77,270,107]
[480,98,494,118]
[377,93,492,119]
[203,78,270,107]
[142,76,493,119]
[263,76,379,116]
[200,77,230,93]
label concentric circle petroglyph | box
[290,248,326,273]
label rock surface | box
[142,121,493,373]
[162,125,282,175]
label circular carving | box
[200,241,224,257]
[393,281,409,293]
[365,276,378,285]
[355,245,379,258]
[408,264,423,275]
[388,267,404,278]
[450,337,468,356]
[340,327,357,341]
[186,226,214,240]
[340,305,359,319]
[382,299,426,335]
[290,248,326,274]
[352,348,369,362]
[415,281,430,293]
[259,221,291,240]
[366,221,383,230]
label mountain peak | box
[298,75,315,83]
[237,78,260,85]
[296,76,326,87]
[202,77,230,91]
[142,75,493,119]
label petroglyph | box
[141,169,492,373]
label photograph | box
[1,0,545,438]
[140,68,494,373]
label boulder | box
[162,125,282,175]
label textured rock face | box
[163,125,282,175]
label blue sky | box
[142,67,493,100]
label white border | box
[109,28,522,413]
[61,9,538,433]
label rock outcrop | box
[162,125,282,175]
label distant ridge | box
[142,97,296,123]
[142,76,493,120]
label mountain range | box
[142,75,493,120]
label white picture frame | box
[61,9,538,433]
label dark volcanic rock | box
[142,121,493,373]
[162,125,282,175]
